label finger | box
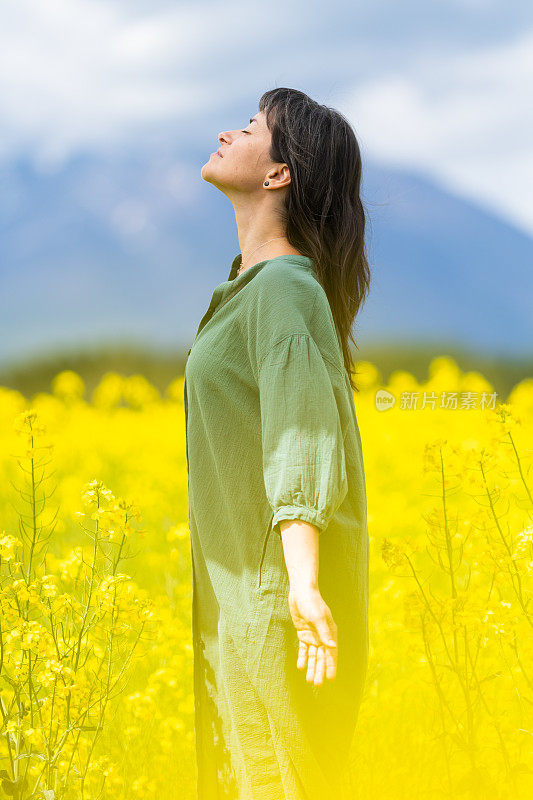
[325,646,337,680]
[315,614,337,649]
[296,641,308,670]
[306,645,317,683]
[314,646,326,686]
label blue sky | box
[2,0,532,235]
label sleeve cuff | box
[271,505,327,535]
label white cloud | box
[343,31,533,234]
[0,0,531,236]
[0,0,275,168]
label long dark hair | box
[258,87,371,392]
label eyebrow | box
[249,117,257,124]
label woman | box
[183,87,370,800]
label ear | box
[265,163,291,189]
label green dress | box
[184,254,369,800]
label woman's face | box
[201,110,282,194]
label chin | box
[200,162,214,181]
[201,167,226,192]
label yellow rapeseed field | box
[0,356,532,799]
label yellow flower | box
[0,533,23,560]
[381,538,407,568]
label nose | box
[218,131,230,146]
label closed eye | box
[241,129,250,134]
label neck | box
[230,192,302,271]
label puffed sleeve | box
[258,333,348,536]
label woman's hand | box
[288,584,337,686]
[277,518,338,685]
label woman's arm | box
[278,519,338,686]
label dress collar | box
[228,253,243,281]
[228,253,317,281]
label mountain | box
[361,166,533,356]
[1,147,532,369]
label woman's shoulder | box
[244,255,321,325]
[251,255,323,308]
[244,256,346,376]
[258,253,319,283]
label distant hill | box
[0,343,530,404]
[1,147,532,369]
